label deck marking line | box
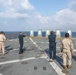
[0,73,3,75]
[0,56,66,75]
[29,38,42,50]
[0,57,36,65]
[35,41,48,43]
[9,39,18,41]
[49,62,66,75]
[0,56,48,65]
[29,38,66,75]
[9,48,19,52]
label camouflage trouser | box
[0,42,5,55]
[62,50,72,66]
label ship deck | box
[0,37,76,75]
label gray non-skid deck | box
[0,37,76,75]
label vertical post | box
[56,29,61,38]
[67,30,72,38]
[38,29,42,37]
[30,30,34,37]
[46,29,50,37]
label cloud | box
[21,0,35,10]
[35,13,49,24]
[32,8,76,31]
[43,8,76,31]
[32,0,76,31]
[0,0,34,18]
[0,0,35,11]
[52,9,76,25]
[0,7,30,18]
[0,11,30,18]
[0,12,29,18]
[0,0,76,31]
[68,0,76,11]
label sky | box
[0,0,76,31]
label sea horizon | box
[3,31,76,39]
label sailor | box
[60,33,74,69]
[48,31,56,62]
[0,31,6,56]
[18,32,26,54]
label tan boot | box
[67,65,71,69]
[63,65,67,69]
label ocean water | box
[4,31,76,39]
